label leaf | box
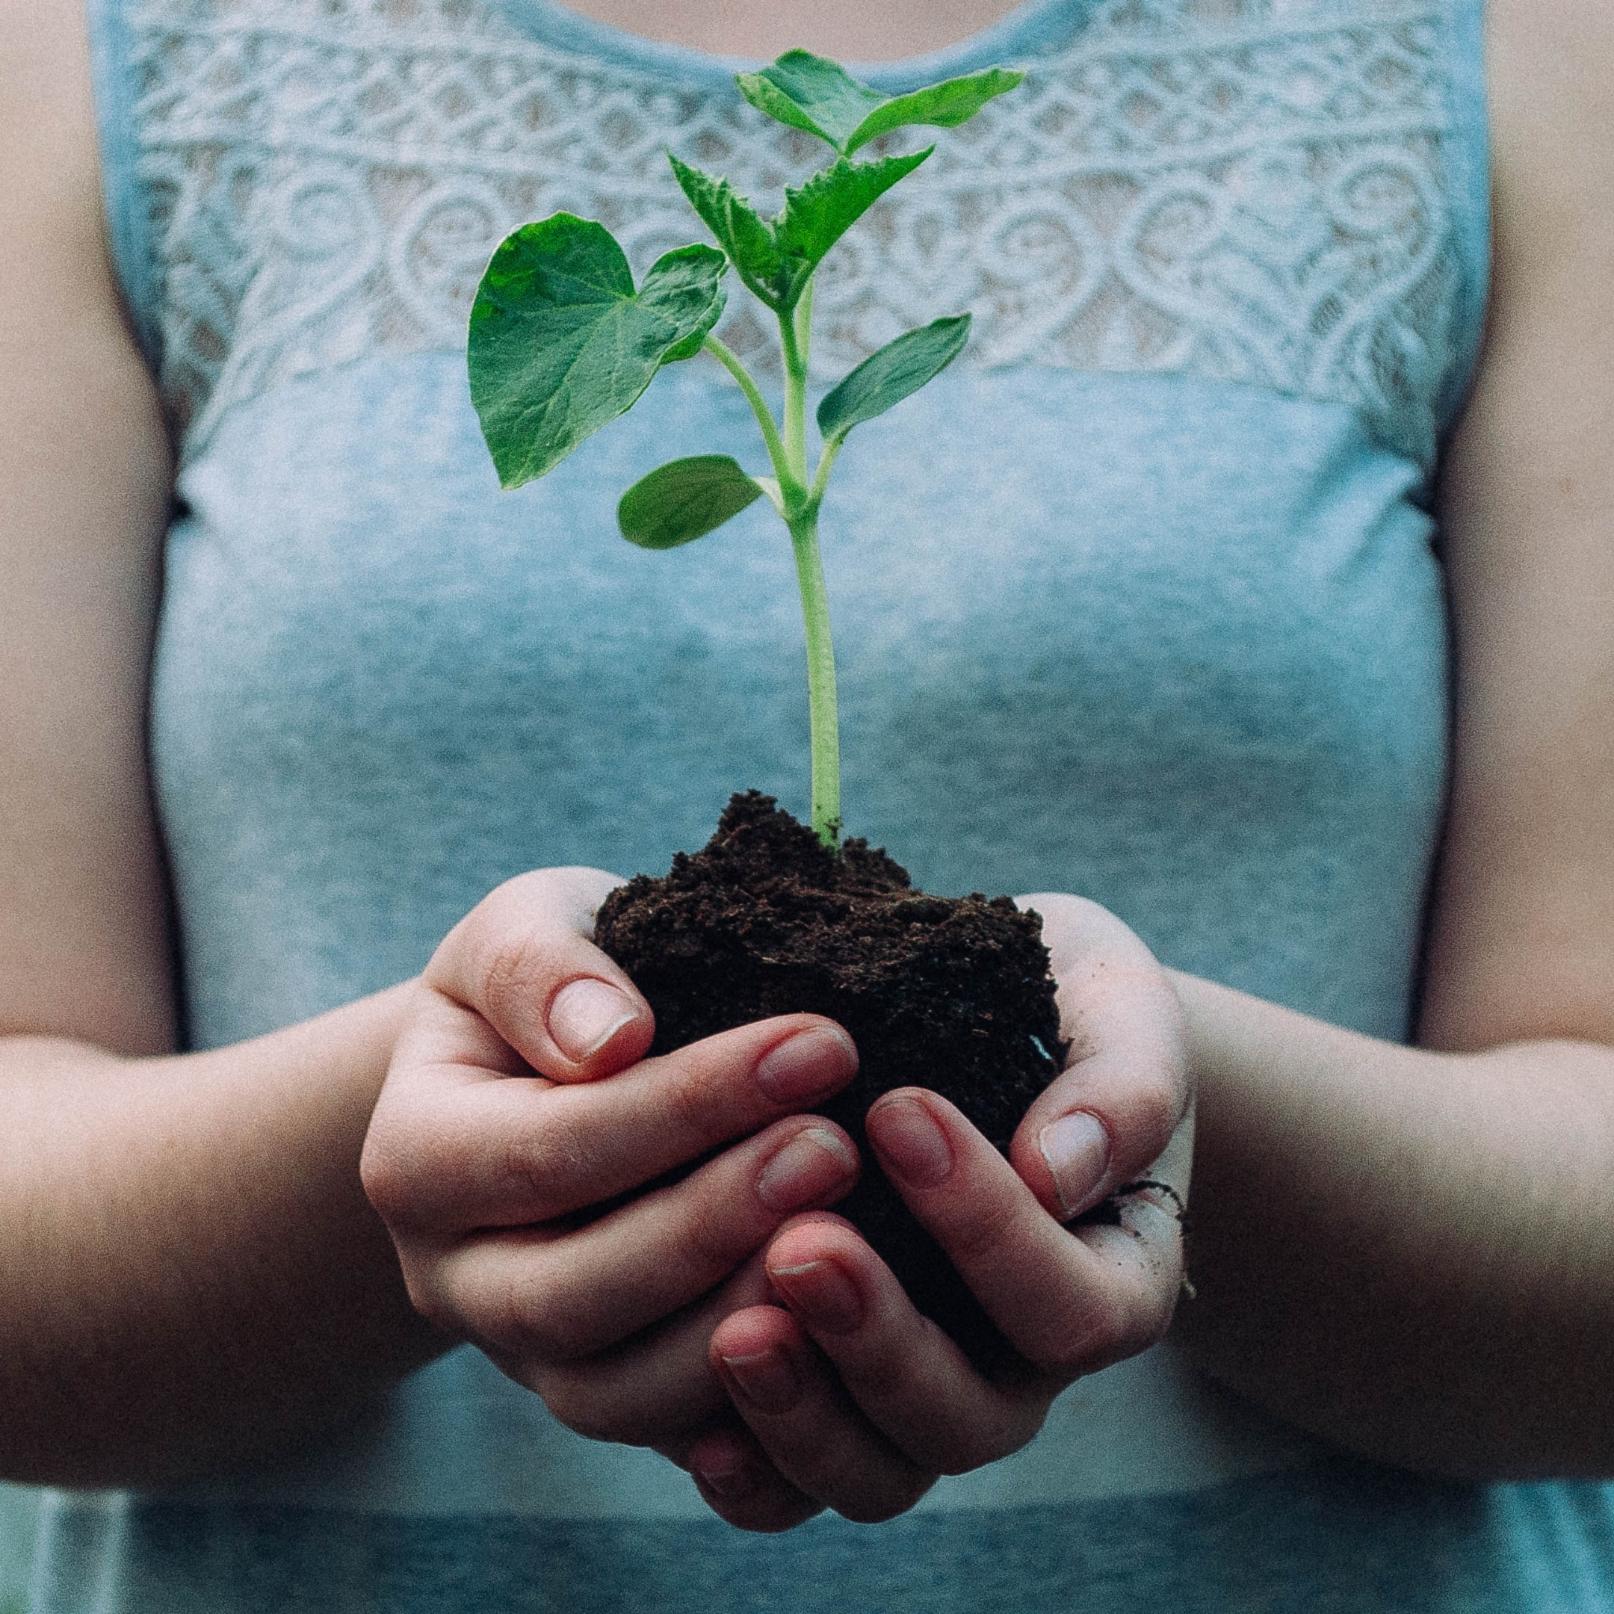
[468,215,728,488]
[667,147,927,311]
[841,69,1025,155]
[817,314,972,443]
[736,49,1023,156]
[736,51,883,152]
[667,155,785,306]
[773,150,932,305]
[617,456,765,549]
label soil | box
[593,790,1071,1371]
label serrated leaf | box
[735,50,1023,156]
[773,149,931,305]
[617,456,765,549]
[667,154,785,306]
[467,216,727,488]
[817,314,971,443]
[843,68,1025,154]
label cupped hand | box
[359,866,864,1453]
[683,891,1195,1532]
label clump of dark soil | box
[594,790,1069,1370]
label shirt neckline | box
[490,0,1086,89]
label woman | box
[1,0,1609,1607]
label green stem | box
[779,280,838,843]
[789,509,841,846]
[808,433,843,511]
[794,279,815,371]
[780,290,811,482]
[702,335,798,498]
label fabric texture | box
[30,0,1614,1607]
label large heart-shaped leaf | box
[617,455,765,549]
[817,314,971,443]
[468,215,728,488]
[736,50,1023,156]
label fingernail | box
[769,1258,863,1333]
[695,1456,754,1502]
[547,977,637,1062]
[1039,1111,1111,1219]
[756,1127,857,1212]
[869,1097,953,1186]
[719,1346,800,1414]
[755,1026,858,1104]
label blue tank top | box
[24,0,1614,1607]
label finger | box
[410,1116,860,1360]
[369,1009,858,1232]
[1012,892,1191,1219]
[867,1089,1185,1375]
[505,1250,776,1447]
[749,1213,1052,1475]
[424,866,655,1082]
[667,1423,826,1534]
[706,1302,937,1525]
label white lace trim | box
[121,0,1471,467]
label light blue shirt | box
[27,0,1614,1607]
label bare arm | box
[0,0,442,1487]
[0,991,448,1487]
[1171,0,1614,1479]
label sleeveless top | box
[23,0,1614,1607]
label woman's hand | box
[685,892,1194,1531]
[359,866,865,1452]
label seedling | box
[467,50,1023,846]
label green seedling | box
[467,50,1023,846]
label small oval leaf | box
[617,455,765,549]
[844,68,1025,154]
[817,314,971,443]
[467,217,727,489]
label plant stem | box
[788,509,841,845]
[780,292,810,481]
[702,335,799,499]
[778,279,840,845]
[808,433,843,510]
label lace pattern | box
[119,0,1472,468]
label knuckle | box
[680,1180,756,1280]
[1020,890,1089,923]
[1021,1295,1125,1375]
[491,1264,592,1364]
[940,1190,1022,1267]
[844,1349,909,1408]
[661,1053,733,1144]
[498,1108,599,1222]
[358,1135,418,1227]
[934,1402,1049,1475]
[399,1264,457,1337]
[480,926,554,1040]
[529,1366,626,1446]
[1130,1075,1181,1153]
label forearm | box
[0,981,447,1488]
[1169,970,1614,1480]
